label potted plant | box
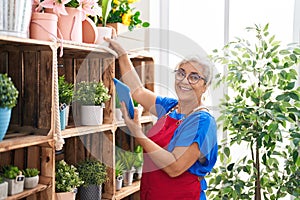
[55,160,83,200]
[133,145,143,180]
[39,0,100,42]
[0,73,19,141]
[77,159,108,200]
[2,165,24,196]
[74,81,111,125]
[115,159,125,191]
[207,24,300,199]
[58,75,74,130]
[119,150,136,186]
[95,0,113,45]
[0,175,8,199]
[95,0,150,33]
[22,168,40,189]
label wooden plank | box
[6,184,48,200]
[27,146,40,169]
[0,151,12,166]
[90,132,102,162]
[38,50,53,129]
[144,59,154,92]
[102,130,115,196]
[64,137,77,165]
[23,51,38,127]
[14,148,25,169]
[102,57,115,124]
[8,50,22,125]
[0,135,52,152]
[89,58,101,82]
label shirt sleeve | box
[155,96,178,119]
[168,111,218,175]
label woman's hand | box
[104,37,127,57]
[120,102,144,138]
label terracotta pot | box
[55,191,76,200]
[30,12,58,41]
[82,17,98,44]
[96,27,112,46]
[46,7,82,42]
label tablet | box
[113,78,134,119]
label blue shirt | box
[155,96,218,200]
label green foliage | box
[115,159,125,178]
[96,0,150,31]
[77,159,108,186]
[74,81,111,106]
[55,160,83,192]
[101,0,113,27]
[117,149,137,171]
[208,24,300,199]
[58,75,74,105]
[0,176,4,184]
[22,168,40,177]
[0,73,19,109]
[2,165,21,179]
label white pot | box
[116,176,123,191]
[81,105,104,125]
[24,175,39,189]
[96,27,112,46]
[5,176,24,196]
[122,169,135,187]
[0,181,8,200]
[115,108,123,121]
[135,166,143,180]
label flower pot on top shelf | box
[45,7,82,42]
[96,26,112,46]
[30,12,58,41]
[0,0,32,38]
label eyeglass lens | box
[175,68,206,84]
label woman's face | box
[174,62,207,104]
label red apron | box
[140,114,201,200]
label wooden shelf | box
[115,116,153,127]
[6,184,49,200]
[115,181,141,200]
[102,180,140,200]
[0,135,53,152]
[61,124,114,138]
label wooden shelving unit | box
[0,35,154,199]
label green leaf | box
[102,0,113,26]
[224,147,230,158]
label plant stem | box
[255,143,261,200]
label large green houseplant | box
[77,159,108,200]
[74,81,111,125]
[0,73,19,141]
[207,24,300,199]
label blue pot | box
[59,108,66,131]
[0,107,12,141]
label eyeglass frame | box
[174,68,207,85]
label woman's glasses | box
[174,68,207,85]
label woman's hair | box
[176,56,214,86]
